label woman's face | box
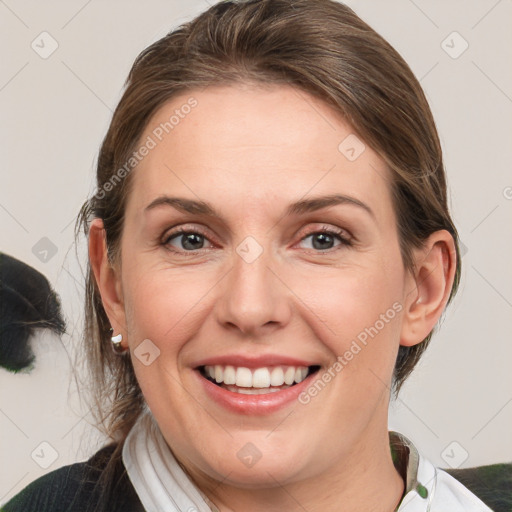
[116,84,416,487]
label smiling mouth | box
[198,364,321,395]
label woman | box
[3,0,509,511]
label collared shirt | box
[122,410,494,512]
[390,431,493,511]
[3,410,500,512]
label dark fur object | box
[0,252,66,373]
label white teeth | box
[252,368,271,388]
[203,364,311,389]
[235,367,253,387]
[225,385,288,394]
[270,367,285,386]
[284,367,296,385]
[294,367,308,384]
[223,365,236,385]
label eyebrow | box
[144,194,375,219]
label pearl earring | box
[111,332,127,354]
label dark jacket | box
[2,445,142,512]
[2,444,511,512]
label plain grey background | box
[1,0,511,505]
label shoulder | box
[1,444,143,512]
[444,462,512,512]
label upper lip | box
[193,354,318,369]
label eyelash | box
[161,225,353,256]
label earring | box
[111,332,127,354]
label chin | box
[196,434,313,488]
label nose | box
[214,239,292,337]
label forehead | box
[126,84,393,222]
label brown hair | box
[75,0,461,506]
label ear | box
[88,218,127,341]
[400,230,457,347]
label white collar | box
[122,409,492,512]
[122,408,216,512]
[391,431,493,511]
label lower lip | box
[195,370,318,415]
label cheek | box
[300,269,404,406]
[120,265,209,416]
[291,256,405,395]
[121,256,217,355]
[299,264,403,344]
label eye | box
[297,226,352,252]
[161,224,353,255]
[163,228,214,253]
